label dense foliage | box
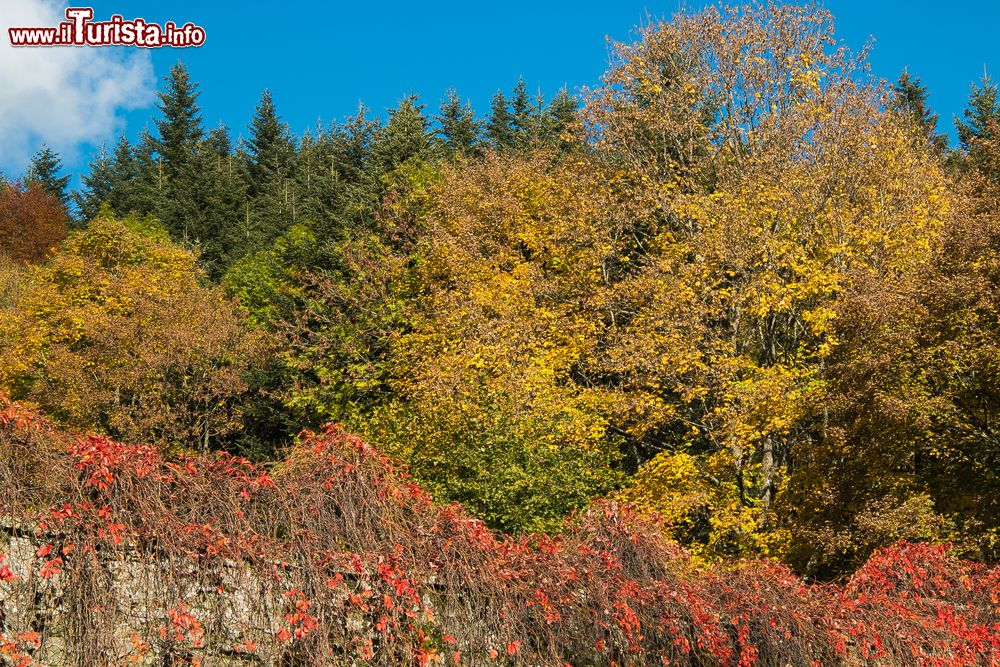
[0,181,67,265]
[3,395,1000,666]
[2,1,1000,603]
[0,213,266,452]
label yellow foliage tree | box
[588,3,949,560]
[0,213,266,451]
[361,150,643,532]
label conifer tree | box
[511,77,537,144]
[243,90,297,251]
[130,129,165,216]
[437,89,479,155]
[486,90,515,148]
[330,105,382,229]
[957,74,1000,171]
[544,87,580,150]
[294,125,351,237]
[151,64,214,242]
[74,132,156,226]
[246,89,296,194]
[74,144,114,224]
[372,95,432,174]
[25,146,71,207]
[186,124,245,275]
[104,134,141,214]
[154,63,204,178]
[892,72,947,154]
[339,105,380,179]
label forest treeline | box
[2,3,1000,578]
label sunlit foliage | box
[0,213,266,451]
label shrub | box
[1,394,998,665]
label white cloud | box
[0,0,154,175]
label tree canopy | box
[5,2,1000,580]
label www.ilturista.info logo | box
[8,8,205,48]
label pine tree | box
[74,144,114,224]
[437,89,479,155]
[74,132,157,226]
[151,64,212,242]
[331,105,381,229]
[187,124,246,275]
[246,89,296,194]
[293,126,347,235]
[103,133,141,214]
[244,89,297,251]
[956,74,1000,168]
[372,95,432,174]
[25,146,71,207]
[154,62,204,178]
[206,123,233,156]
[339,105,379,177]
[892,72,947,154]
[511,77,536,144]
[546,87,580,148]
[486,90,515,148]
[130,129,166,216]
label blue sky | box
[1,1,998,180]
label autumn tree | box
[0,180,68,263]
[0,213,266,452]
[585,3,948,562]
[354,151,635,532]
[51,1,1000,573]
[787,118,1000,572]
